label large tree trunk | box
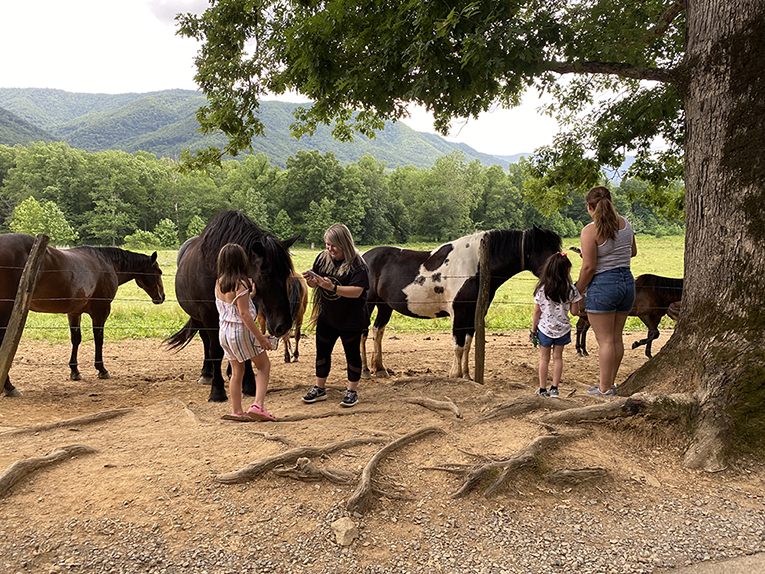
[621,0,765,471]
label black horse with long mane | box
[362,226,561,380]
[166,211,297,402]
[1,233,165,397]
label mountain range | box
[0,88,517,170]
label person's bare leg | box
[229,360,245,414]
[587,312,618,392]
[538,346,551,389]
[551,345,564,387]
[610,313,630,387]
[250,352,271,408]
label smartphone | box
[305,269,320,280]
[268,336,279,350]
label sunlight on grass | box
[20,236,684,343]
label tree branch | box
[544,61,676,84]
[647,0,686,41]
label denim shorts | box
[585,268,635,314]
[538,329,572,348]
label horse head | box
[524,225,562,276]
[135,251,166,304]
[248,234,299,337]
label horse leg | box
[242,360,257,397]
[0,313,21,396]
[293,323,302,362]
[197,328,215,386]
[204,330,228,402]
[370,305,392,377]
[360,329,371,379]
[576,317,590,357]
[460,334,474,380]
[642,315,662,359]
[283,331,292,363]
[67,314,84,380]
[90,313,111,379]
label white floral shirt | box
[534,285,582,338]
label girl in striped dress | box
[215,243,276,421]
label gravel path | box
[3,483,764,574]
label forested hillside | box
[0,88,509,169]
[0,107,54,146]
[0,141,682,250]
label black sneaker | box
[548,386,559,398]
[535,388,548,397]
[302,385,327,403]
[339,390,358,407]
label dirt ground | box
[2,329,764,571]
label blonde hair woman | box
[301,224,370,407]
[575,186,638,396]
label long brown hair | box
[586,186,620,241]
[533,252,574,304]
[216,243,251,295]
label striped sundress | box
[215,289,264,362]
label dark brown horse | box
[166,210,297,402]
[575,274,683,358]
[257,271,308,363]
[1,233,165,397]
[362,226,561,380]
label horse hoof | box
[198,376,213,386]
[361,369,371,380]
[374,369,389,378]
[70,373,82,381]
[631,342,640,349]
[98,372,111,380]
[4,388,22,397]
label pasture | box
[4,233,765,573]
[20,235,685,344]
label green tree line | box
[0,141,682,248]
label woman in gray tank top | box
[574,186,638,396]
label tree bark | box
[622,0,765,471]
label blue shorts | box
[538,329,571,348]
[585,268,635,314]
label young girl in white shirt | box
[531,252,582,397]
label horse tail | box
[288,275,305,323]
[165,318,201,351]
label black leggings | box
[315,319,364,383]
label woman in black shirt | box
[302,224,369,407]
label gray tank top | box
[595,218,633,274]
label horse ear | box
[151,252,158,262]
[282,234,300,249]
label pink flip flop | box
[222,413,252,422]
[246,403,277,422]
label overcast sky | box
[0,0,561,157]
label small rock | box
[331,517,358,547]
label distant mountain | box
[0,88,512,170]
[0,106,54,146]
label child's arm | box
[235,292,272,350]
[531,304,541,335]
[570,300,580,317]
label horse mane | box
[486,226,562,261]
[76,246,154,272]
[199,210,293,274]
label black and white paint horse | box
[362,227,562,379]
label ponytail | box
[586,186,619,241]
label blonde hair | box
[586,186,620,241]
[309,224,366,324]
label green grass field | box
[21,235,684,343]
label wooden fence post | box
[0,234,49,395]
[473,234,491,384]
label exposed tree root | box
[450,430,586,498]
[273,457,356,483]
[215,436,388,484]
[403,396,462,418]
[0,444,96,498]
[346,426,446,514]
[275,408,382,423]
[538,393,698,425]
[476,396,578,422]
[0,408,134,436]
